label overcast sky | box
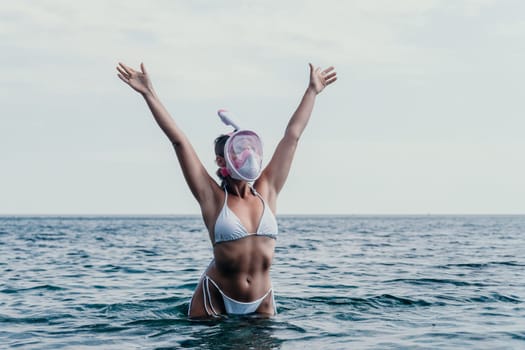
[1,0,524,215]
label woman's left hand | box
[308,63,337,94]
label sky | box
[1,0,524,215]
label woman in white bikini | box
[116,61,337,318]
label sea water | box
[1,215,524,349]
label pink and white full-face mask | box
[224,130,263,182]
[218,109,263,182]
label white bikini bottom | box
[190,275,277,316]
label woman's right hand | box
[116,62,153,95]
[308,63,337,95]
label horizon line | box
[1,213,524,217]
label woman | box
[116,62,337,318]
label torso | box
[209,236,276,301]
[203,183,278,301]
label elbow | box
[171,138,186,151]
[285,127,301,143]
[169,132,185,148]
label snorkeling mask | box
[218,109,263,182]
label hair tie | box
[219,167,230,177]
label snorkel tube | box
[218,109,241,132]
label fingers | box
[118,62,133,76]
[324,72,337,80]
[309,63,333,70]
[140,62,147,75]
[117,73,130,85]
[116,65,129,79]
[325,76,337,86]
[310,63,336,77]
[322,66,335,74]
[116,61,134,85]
[317,65,337,87]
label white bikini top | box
[214,187,278,245]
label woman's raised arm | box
[116,62,217,205]
[259,63,337,197]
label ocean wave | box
[0,313,74,324]
[383,278,487,287]
[467,293,521,304]
[1,284,67,293]
[2,215,525,349]
[281,294,434,310]
[444,261,525,268]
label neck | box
[225,179,252,197]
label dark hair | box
[214,134,230,185]
[214,134,229,157]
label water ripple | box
[1,215,524,349]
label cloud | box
[2,0,525,214]
[0,0,460,98]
